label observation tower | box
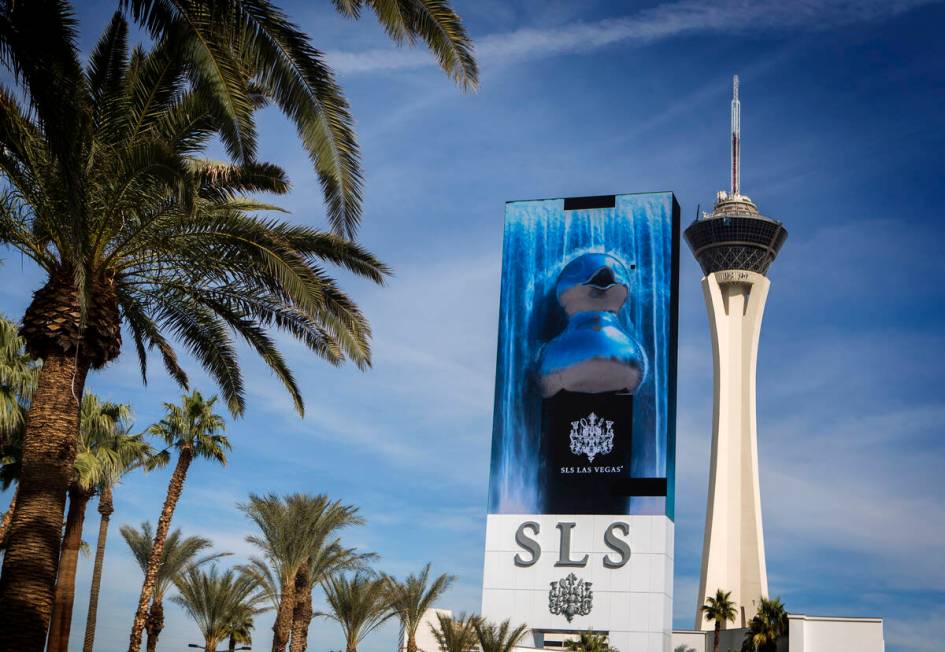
[685,76,787,629]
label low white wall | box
[671,630,707,652]
[788,614,884,652]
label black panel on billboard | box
[540,391,633,514]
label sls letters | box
[513,521,631,569]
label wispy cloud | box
[326,0,940,74]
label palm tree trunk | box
[271,577,297,652]
[205,636,219,652]
[127,448,193,652]
[406,633,418,652]
[47,485,93,652]
[228,634,237,652]
[0,352,88,652]
[0,485,18,543]
[144,599,164,652]
[289,564,312,652]
[345,642,357,652]
[82,485,114,652]
[713,622,721,652]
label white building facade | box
[481,514,673,652]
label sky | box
[1,0,944,651]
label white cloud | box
[326,0,941,75]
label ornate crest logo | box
[569,412,614,462]
[549,573,593,622]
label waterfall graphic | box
[486,193,678,517]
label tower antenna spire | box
[731,74,740,197]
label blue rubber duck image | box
[538,253,647,397]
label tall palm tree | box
[386,564,456,652]
[0,8,394,646]
[82,434,168,652]
[124,0,479,237]
[741,597,788,652]
[475,618,528,652]
[240,493,365,652]
[428,612,478,652]
[172,565,267,652]
[701,589,737,652]
[128,391,230,650]
[320,572,395,652]
[121,522,226,652]
[47,394,156,652]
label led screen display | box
[487,192,679,517]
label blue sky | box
[2,0,944,650]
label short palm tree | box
[239,492,365,652]
[121,522,226,652]
[0,427,21,545]
[172,565,267,652]
[0,314,37,543]
[701,589,737,652]
[320,572,395,652]
[563,632,615,652]
[47,395,156,652]
[0,6,393,646]
[386,564,456,652]
[0,315,37,440]
[81,431,168,652]
[475,618,528,652]
[289,540,375,652]
[226,607,257,652]
[742,597,788,652]
[429,612,478,652]
[128,391,231,650]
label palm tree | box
[701,589,737,652]
[172,565,267,652]
[0,426,21,546]
[742,597,788,652]
[475,618,528,652]
[226,606,257,652]
[124,0,479,237]
[121,522,226,652]
[563,632,615,652]
[82,432,167,652]
[1,0,477,642]
[240,493,366,652]
[320,572,395,652]
[0,7,395,645]
[127,391,230,650]
[0,315,38,544]
[386,564,456,652]
[47,394,157,652]
[429,612,478,652]
[290,541,375,652]
[0,315,37,441]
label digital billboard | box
[481,192,679,652]
[487,192,679,518]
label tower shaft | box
[696,270,769,629]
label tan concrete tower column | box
[696,269,770,628]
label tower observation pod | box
[684,75,788,629]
